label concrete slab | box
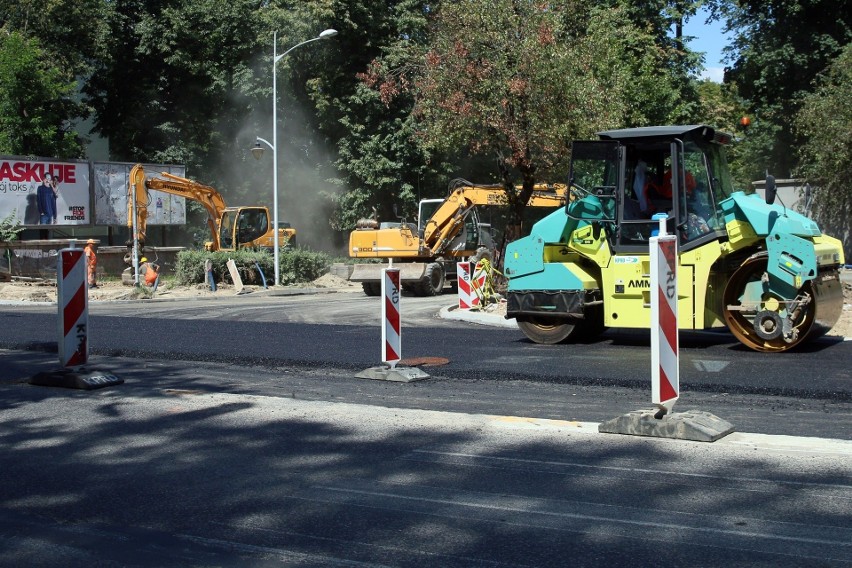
[355,366,430,383]
[29,368,124,390]
[598,408,735,442]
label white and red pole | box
[57,246,88,368]
[381,268,401,368]
[650,214,678,413]
[457,262,473,309]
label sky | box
[681,7,732,83]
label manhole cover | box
[399,356,449,367]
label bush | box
[174,247,332,286]
[279,248,332,285]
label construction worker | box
[84,239,98,288]
[139,257,160,289]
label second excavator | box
[127,164,295,252]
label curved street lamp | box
[252,28,338,286]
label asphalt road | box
[0,290,849,438]
[1,360,850,567]
[0,292,850,566]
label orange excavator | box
[348,180,569,296]
[127,164,295,252]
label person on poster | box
[36,174,58,224]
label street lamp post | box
[252,28,338,286]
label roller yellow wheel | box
[722,255,842,352]
[517,318,579,345]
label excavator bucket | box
[349,263,428,283]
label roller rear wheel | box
[722,255,817,352]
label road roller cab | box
[503,125,845,352]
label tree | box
[329,1,467,231]
[407,0,668,228]
[0,30,85,157]
[709,0,852,181]
[608,0,705,124]
[86,0,263,177]
[795,42,852,258]
[0,0,107,77]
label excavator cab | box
[219,207,274,250]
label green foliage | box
[0,0,107,77]
[711,0,852,177]
[0,210,23,242]
[86,0,264,182]
[327,1,459,229]
[0,31,86,157]
[278,247,332,285]
[174,249,274,286]
[174,247,331,286]
[795,43,852,254]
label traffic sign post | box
[382,268,401,368]
[598,214,734,441]
[457,262,473,309]
[355,266,429,383]
[650,214,679,414]
[28,243,124,390]
[57,247,89,368]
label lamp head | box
[319,29,338,40]
[250,141,264,161]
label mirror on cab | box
[764,174,777,205]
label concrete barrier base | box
[598,409,734,442]
[355,366,430,383]
[29,368,124,390]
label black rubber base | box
[29,368,124,390]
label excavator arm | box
[422,182,569,256]
[128,164,227,250]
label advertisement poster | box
[0,158,91,226]
[93,162,186,226]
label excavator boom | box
[128,164,226,250]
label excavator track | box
[722,254,843,352]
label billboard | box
[0,158,91,226]
[93,162,186,226]
[0,157,186,228]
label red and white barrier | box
[57,247,88,368]
[381,268,401,368]
[457,262,473,309]
[650,216,678,412]
[457,261,487,309]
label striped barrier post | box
[382,268,401,368]
[354,265,428,382]
[457,262,473,309]
[27,244,124,390]
[599,216,734,440]
[57,247,88,368]
[650,214,678,413]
